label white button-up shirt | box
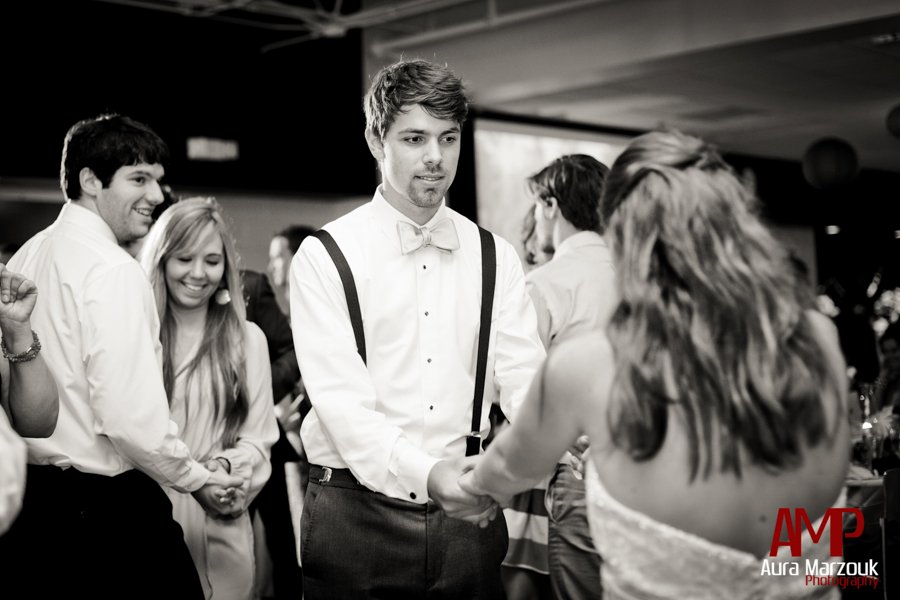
[291,189,545,503]
[8,203,209,492]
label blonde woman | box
[141,198,278,599]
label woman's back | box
[581,309,848,552]
[564,309,849,597]
[583,455,843,600]
[589,411,848,557]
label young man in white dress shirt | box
[527,154,615,599]
[290,59,546,598]
[4,114,243,600]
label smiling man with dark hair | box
[4,114,242,600]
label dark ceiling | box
[1,0,375,195]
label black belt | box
[309,464,364,487]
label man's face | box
[370,104,460,221]
[94,164,165,244]
[267,235,292,288]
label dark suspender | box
[311,230,367,364]
[466,227,496,456]
[301,227,497,456]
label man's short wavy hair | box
[364,59,469,140]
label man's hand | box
[275,391,304,435]
[427,458,498,528]
[0,264,38,330]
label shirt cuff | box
[390,437,441,504]
[176,460,211,493]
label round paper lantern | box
[802,137,859,190]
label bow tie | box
[397,218,460,254]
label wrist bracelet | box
[1,330,41,363]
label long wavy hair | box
[140,197,249,448]
[600,130,842,480]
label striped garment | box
[503,479,551,574]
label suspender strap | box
[298,230,367,421]
[311,230,367,364]
[466,227,497,457]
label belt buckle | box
[318,466,332,483]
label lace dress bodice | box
[583,457,843,600]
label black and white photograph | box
[1,1,899,599]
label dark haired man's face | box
[370,104,460,223]
[95,164,165,244]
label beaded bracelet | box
[0,330,42,363]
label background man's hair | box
[528,154,609,233]
[276,224,317,255]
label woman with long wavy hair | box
[461,130,850,599]
[140,197,278,599]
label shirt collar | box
[553,230,608,259]
[56,201,120,246]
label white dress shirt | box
[0,407,26,535]
[8,203,209,492]
[525,229,617,466]
[525,230,617,348]
[291,189,545,503]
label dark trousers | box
[546,464,602,600]
[0,465,204,600]
[301,466,508,600]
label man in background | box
[525,154,615,599]
[268,225,315,316]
